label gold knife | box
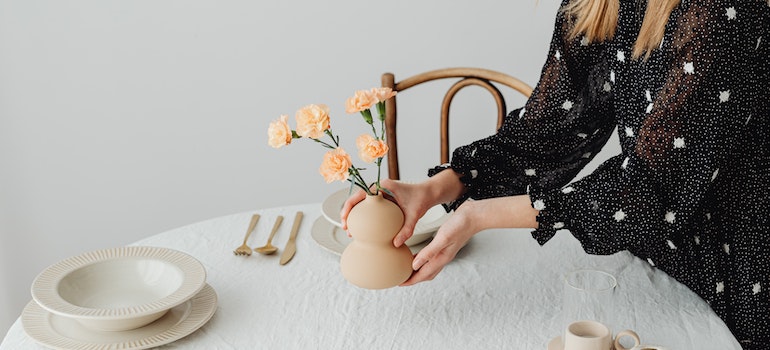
[279,211,303,265]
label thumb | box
[340,189,367,230]
[410,236,444,270]
[393,214,419,247]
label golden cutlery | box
[255,215,283,255]
[279,211,303,265]
[233,214,260,256]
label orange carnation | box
[355,134,388,163]
[345,90,377,114]
[295,104,331,139]
[319,148,352,183]
[370,87,397,103]
[267,115,292,148]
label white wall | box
[0,0,619,337]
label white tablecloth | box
[1,203,741,349]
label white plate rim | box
[320,187,452,235]
[310,215,350,255]
[22,283,217,350]
[31,246,207,319]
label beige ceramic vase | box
[340,193,414,289]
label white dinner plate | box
[320,187,452,238]
[311,216,431,255]
[22,284,218,350]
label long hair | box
[563,0,680,60]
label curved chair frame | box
[382,67,534,180]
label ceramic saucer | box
[320,188,353,227]
[22,283,217,350]
[548,336,563,350]
[310,215,351,255]
[310,216,429,255]
[548,335,631,350]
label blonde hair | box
[563,0,680,60]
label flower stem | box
[349,167,373,195]
[325,129,340,147]
[348,178,371,195]
[311,138,336,149]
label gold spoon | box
[255,215,283,255]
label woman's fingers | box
[393,214,419,247]
[399,206,476,286]
[339,180,402,231]
[400,243,457,286]
[339,189,367,230]
[399,234,456,286]
[411,233,450,270]
[401,263,441,286]
[381,179,427,247]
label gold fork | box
[233,214,260,256]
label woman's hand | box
[340,178,435,246]
[400,201,479,286]
[341,170,466,246]
[401,195,539,286]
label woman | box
[341,0,769,347]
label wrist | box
[457,195,539,230]
[422,169,465,207]
[455,200,486,232]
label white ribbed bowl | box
[31,246,207,332]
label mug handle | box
[613,329,641,350]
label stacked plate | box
[22,246,217,350]
[311,187,452,255]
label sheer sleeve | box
[429,0,616,210]
[529,0,767,254]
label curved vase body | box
[340,193,413,289]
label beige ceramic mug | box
[563,320,640,350]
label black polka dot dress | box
[429,0,770,347]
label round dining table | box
[1,202,742,349]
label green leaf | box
[347,181,355,195]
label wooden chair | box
[382,67,534,180]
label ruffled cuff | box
[427,107,529,212]
[528,185,569,246]
[427,164,473,212]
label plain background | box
[0,0,621,337]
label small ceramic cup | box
[563,320,640,350]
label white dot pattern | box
[429,0,770,346]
